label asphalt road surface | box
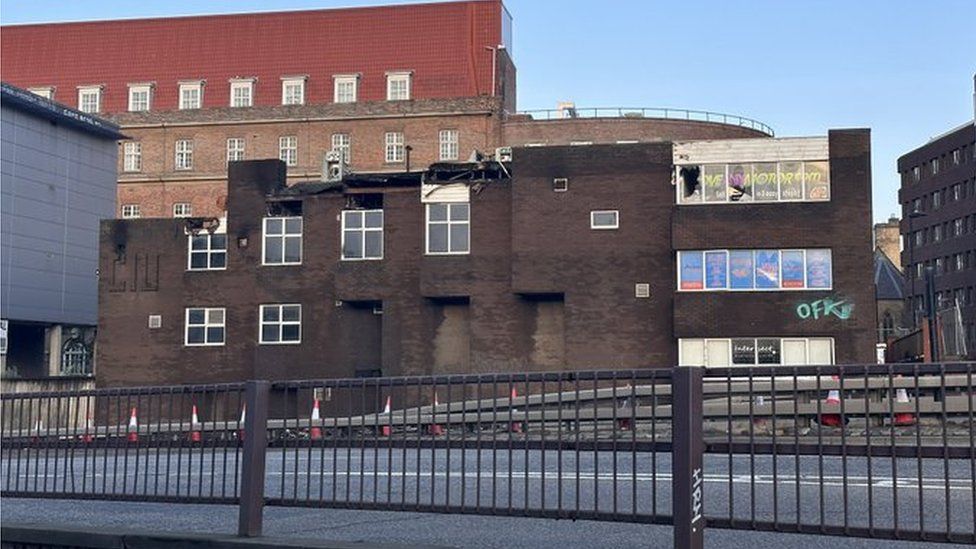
[2,447,973,548]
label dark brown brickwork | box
[97,134,874,387]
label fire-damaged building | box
[95,129,876,387]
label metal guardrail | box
[1,363,974,547]
[512,107,775,136]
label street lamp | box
[907,209,927,328]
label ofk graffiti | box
[796,296,853,320]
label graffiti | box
[796,297,853,320]
[690,467,703,530]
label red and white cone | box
[509,387,523,434]
[893,383,916,426]
[127,407,139,443]
[819,376,843,427]
[310,399,323,440]
[428,392,444,436]
[81,412,94,444]
[238,404,246,441]
[189,405,202,443]
[380,396,392,437]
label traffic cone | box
[127,407,139,442]
[189,405,202,443]
[428,392,444,436]
[80,412,94,444]
[310,399,323,440]
[893,380,916,426]
[380,396,392,437]
[238,404,246,441]
[509,387,523,434]
[818,377,843,427]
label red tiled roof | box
[1,0,503,113]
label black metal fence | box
[1,363,973,547]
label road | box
[2,447,973,548]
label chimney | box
[873,216,902,271]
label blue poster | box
[729,250,754,289]
[679,252,704,290]
[705,251,728,289]
[806,249,832,288]
[781,250,805,288]
[754,250,780,289]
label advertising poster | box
[804,161,830,200]
[781,250,805,288]
[705,251,728,289]
[679,252,704,290]
[727,164,751,202]
[756,338,782,364]
[806,249,832,288]
[779,162,803,200]
[729,250,754,289]
[754,250,780,289]
[752,163,778,201]
[732,339,756,365]
[702,165,726,202]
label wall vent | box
[148,314,162,329]
[553,178,569,192]
[635,284,651,299]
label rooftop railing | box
[512,107,775,137]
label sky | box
[2,0,974,223]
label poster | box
[729,250,754,289]
[756,339,782,364]
[705,251,728,289]
[679,252,704,290]
[779,162,803,200]
[702,165,726,202]
[804,161,830,200]
[781,250,805,288]
[727,164,751,202]
[732,339,756,365]
[806,249,832,288]
[752,163,778,201]
[754,250,780,289]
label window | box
[123,142,142,172]
[678,249,832,291]
[331,133,350,163]
[912,166,921,182]
[930,158,939,175]
[175,139,193,170]
[188,232,227,270]
[676,160,830,204]
[341,210,383,260]
[953,149,962,165]
[121,204,141,219]
[173,203,192,217]
[0,320,8,355]
[179,82,203,109]
[227,138,245,162]
[128,84,152,112]
[386,72,411,101]
[230,79,254,107]
[77,86,101,113]
[933,191,942,209]
[279,136,298,166]
[385,132,404,163]
[426,203,469,255]
[259,304,301,344]
[281,77,305,105]
[263,217,303,265]
[61,339,92,375]
[955,218,964,236]
[934,224,942,242]
[679,337,834,367]
[439,129,459,161]
[334,75,358,103]
[956,254,965,272]
[185,307,225,346]
[590,210,619,229]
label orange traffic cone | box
[380,396,392,437]
[428,392,444,436]
[310,399,323,440]
[238,404,246,441]
[127,407,139,442]
[509,387,523,434]
[819,376,843,427]
[80,412,94,444]
[893,381,916,426]
[189,405,202,443]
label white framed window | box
[173,203,192,217]
[263,217,303,265]
[385,132,404,163]
[331,133,351,163]
[227,138,245,162]
[123,142,142,172]
[679,337,834,367]
[121,204,141,219]
[179,81,203,109]
[188,232,227,270]
[77,86,101,113]
[185,307,225,346]
[28,87,54,100]
[127,84,152,112]
[281,76,306,105]
[175,139,193,170]
[677,249,833,291]
[229,79,254,107]
[333,75,358,103]
[426,203,469,255]
[386,72,411,101]
[590,210,619,229]
[279,136,298,167]
[341,210,383,260]
[439,129,459,161]
[259,304,301,344]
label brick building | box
[897,121,976,359]
[0,1,771,221]
[96,130,876,387]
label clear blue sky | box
[3,0,974,222]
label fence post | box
[238,380,269,537]
[672,366,705,549]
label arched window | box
[881,311,894,340]
[61,339,92,375]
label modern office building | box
[0,82,125,379]
[897,121,976,359]
[96,130,875,387]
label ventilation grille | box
[148,314,162,329]
[635,284,651,299]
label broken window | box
[677,166,702,203]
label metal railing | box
[1,363,973,547]
[512,107,775,136]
